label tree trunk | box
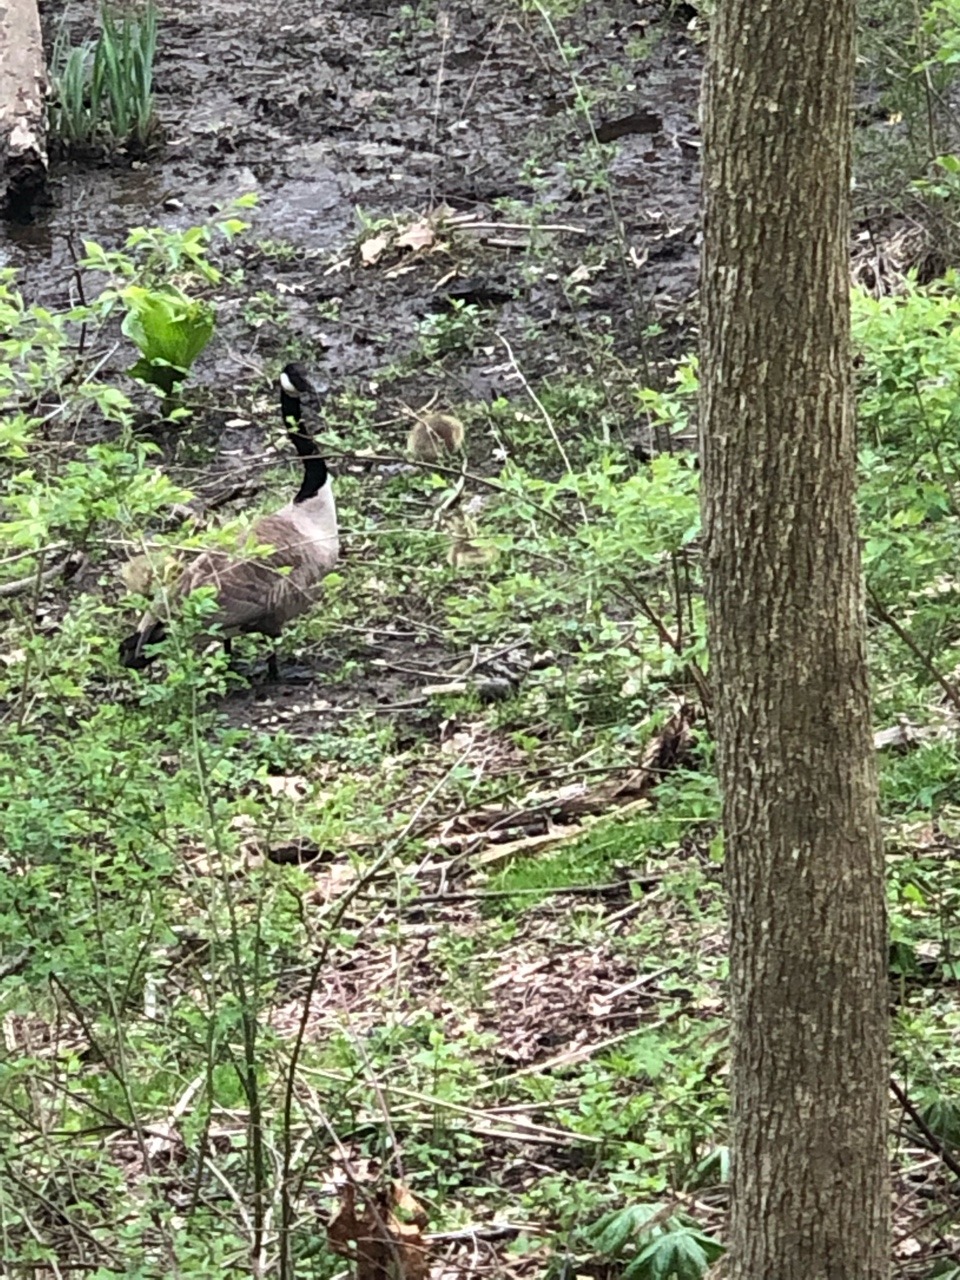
[700,2,890,1278]
[0,0,48,219]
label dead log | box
[0,0,48,219]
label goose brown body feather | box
[120,364,338,671]
[131,495,338,654]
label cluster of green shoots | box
[49,2,158,153]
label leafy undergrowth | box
[4,211,960,1279]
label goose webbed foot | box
[264,655,313,684]
[278,662,314,686]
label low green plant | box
[254,236,302,263]
[852,278,960,711]
[78,201,254,400]
[443,448,703,717]
[83,202,256,287]
[922,0,960,75]
[418,300,484,360]
[48,33,100,147]
[243,288,291,329]
[583,1203,724,1280]
[120,284,216,394]
[94,2,158,149]
[48,2,158,153]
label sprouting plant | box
[583,1203,724,1280]
[120,285,216,395]
[93,2,158,149]
[48,32,100,146]
[48,1,158,153]
[418,300,484,360]
[83,200,255,290]
[78,202,255,399]
[243,289,290,330]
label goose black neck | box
[280,387,303,429]
[290,430,328,503]
[279,388,327,501]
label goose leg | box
[267,646,280,681]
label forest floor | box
[0,0,958,1276]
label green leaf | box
[587,1204,662,1255]
[920,1094,960,1147]
[629,1226,722,1280]
[120,285,215,393]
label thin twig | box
[867,585,960,715]
[429,10,451,209]
[0,542,68,568]
[410,880,650,905]
[496,331,589,526]
[0,949,33,980]
[890,1076,960,1182]
[300,1067,597,1146]
[0,552,73,599]
[65,233,89,357]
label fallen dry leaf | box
[264,774,309,801]
[360,232,390,266]
[895,1236,923,1259]
[328,1180,429,1280]
[395,219,435,253]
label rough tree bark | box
[0,0,48,219]
[700,2,890,1278]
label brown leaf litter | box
[482,944,661,1067]
[328,1179,430,1280]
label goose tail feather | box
[118,618,165,669]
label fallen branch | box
[0,552,75,600]
[429,702,697,860]
[412,877,661,906]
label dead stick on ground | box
[410,880,657,906]
[0,553,74,600]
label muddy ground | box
[13,0,702,330]
[2,0,704,732]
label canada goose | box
[119,363,339,679]
[406,412,465,463]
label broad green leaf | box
[628,1226,722,1280]
[120,285,215,393]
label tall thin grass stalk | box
[48,2,159,153]
[95,3,158,149]
[49,31,99,146]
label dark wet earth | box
[3,0,704,732]
[9,0,703,362]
